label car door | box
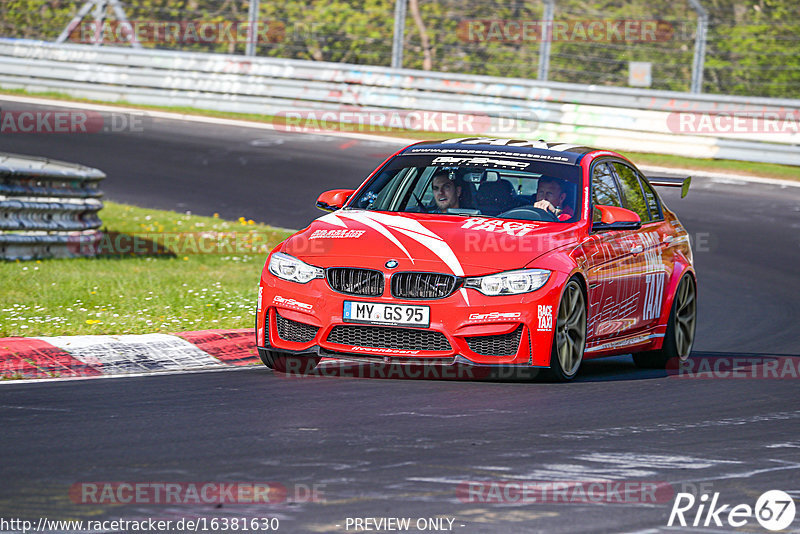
[610,161,670,333]
[581,161,643,343]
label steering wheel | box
[496,206,558,222]
[411,192,433,214]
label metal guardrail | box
[0,39,798,165]
[0,152,104,260]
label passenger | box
[534,177,574,221]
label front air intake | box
[326,325,452,352]
[275,311,319,343]
[465,325,523,356]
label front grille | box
[275,311,319,343]
[465,325,523,356]
[326,325,452,352]
[391,272,459,299]
[326,267,384,296]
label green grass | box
[4,87,798,182]
[1,202,294,337]
[619,151,800,182]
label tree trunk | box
[408,0,432,70]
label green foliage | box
[257,0,393,63]
[704,0,800,97]
[0,0,74,39]
[0,0,797,98]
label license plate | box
[343,301,430,328]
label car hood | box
[280,210,580,276]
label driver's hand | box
[534,199,556,213]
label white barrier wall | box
[1,39,798,165]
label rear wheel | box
[633,273,696,369]
[259,350,320,374]
[547,279,587,381]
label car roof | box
[401,138,603,166]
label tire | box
[259,349,320,374]
[633,273,697,369]
[546,278,587,382]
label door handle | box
[631,244,643,254]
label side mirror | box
[316,189,355,212]
[592,205,642,230]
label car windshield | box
[345,153,582,223]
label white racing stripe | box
[336,211,415,264]
[337,211,463,273]
[36,334,223,375]
[317,213,348,228]
[327,210,471,305]
[548,143,583,152]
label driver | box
[534,177,574,221]
[431,171,461,212]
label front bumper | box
[257,271,567,368]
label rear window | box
[640,178,663,220]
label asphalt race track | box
[1,99,799,533]
[0,99,390,228]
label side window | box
[639,177,663,220]
[591,162,622,222]
[613,163,650,222]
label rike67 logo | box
[668,490,796,531]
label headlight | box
[268,252,324,284]
[464,269,550,296]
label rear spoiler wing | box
[648,176,692,198]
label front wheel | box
[633,273,696,369]
[259,349,320,374]
[546,279,587,381]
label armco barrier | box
[0,152,104,260]
[0,38,798,165]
